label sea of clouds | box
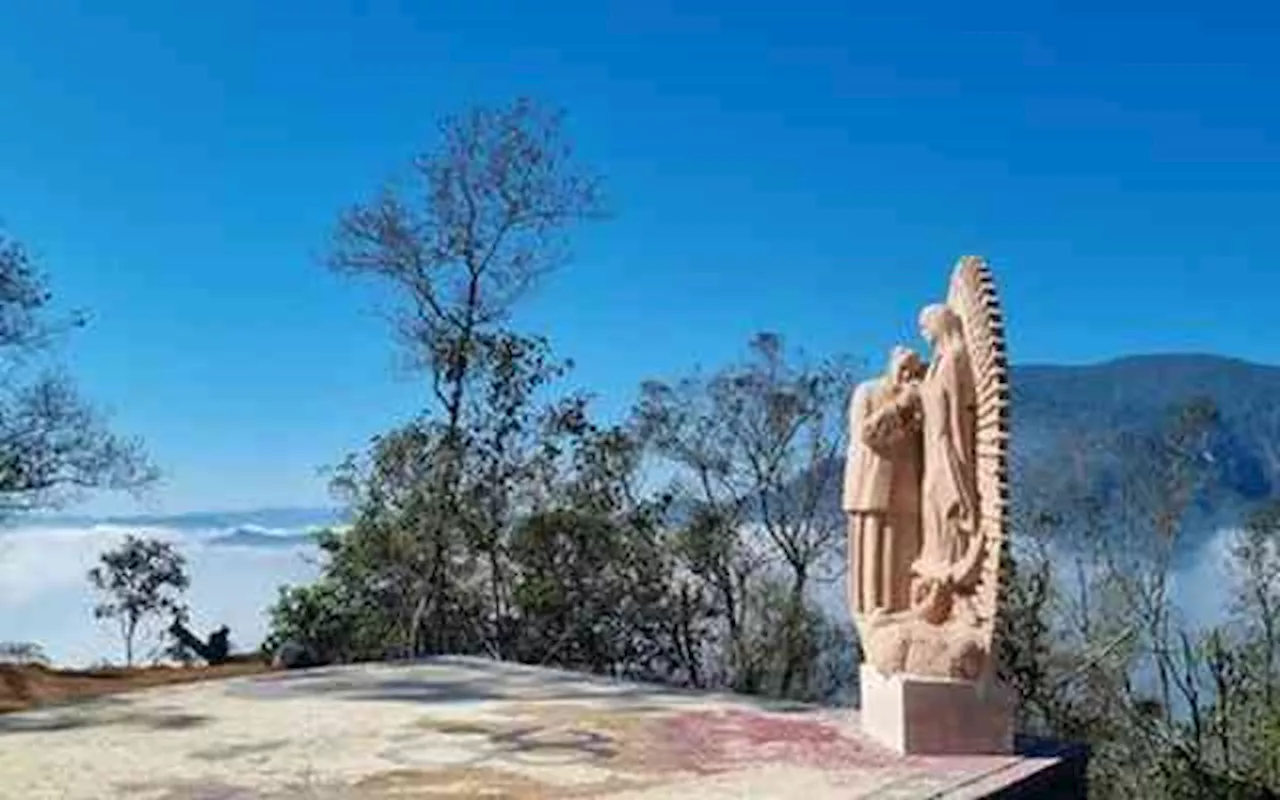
[0,506,1248,669]
[0,516,326,667]
[817,525,1244,638]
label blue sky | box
[1,0,1278,514]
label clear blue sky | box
[2,0,1278,514]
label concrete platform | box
[0,655,1085,798]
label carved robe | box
[912,338,982,619]
[843,377,922,615]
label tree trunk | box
[125,617,137,668]
[488,547,506,659]
[778,568,808,698]
[408,591,429,659]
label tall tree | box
[88,535,190,667]
[325,98,606,656]
[635,332,854,698]
[329,97,605,430]
[0,228,156,515]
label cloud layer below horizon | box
[0,522,322,666]
[0,517,1246,668]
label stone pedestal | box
[859,663,1015,756]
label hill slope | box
[1014,354,1280,508]
[799,354,1280,537]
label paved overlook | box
[0,657,1074,799]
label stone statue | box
[847,257,1011,684]
[843,346,925,617]
[911,303,984,627]
[849,257,1014,755]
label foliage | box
[87,535,190,667]
[329,97,606,353]
[264,580,392,666]
[274,100,857,706]
[0,641,49,666]
[508,507,669,676]
[1014,356,1280,529]
[0,228,157,516]
[634,332,854,700]
[270,103,1280,798]
[273,104,857,705]
[324,422,479,658]
[321,97,607,660]
[998,398,1280,798]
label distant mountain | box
[801,354,1280,540]
[206,525,325,548]
[14,506,348,533]
[1014,355,1280,513]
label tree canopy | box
[0,228,157,515]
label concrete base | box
[860,663,1016,756]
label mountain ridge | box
[7,506,348,533]
[1012,353,1280,510]
[1016,353,1274,370]
[793,353,1280,542]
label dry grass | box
[0,655,274,713]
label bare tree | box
[636,333,854,698]
[995,400,1275,797]
[0,228,157,515]
[329,97,605,430]
[1220,502,1280,787]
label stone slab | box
[0,655,1081,798]
[860,664,1016,755]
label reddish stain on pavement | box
[654,709,897,774]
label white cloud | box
[0,515,1246,668]
[0,525,176,606]
[1169,526,1240,629]
[0,522,322,666]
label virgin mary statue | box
[910,303,984,625]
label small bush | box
[263,578,394,666]
[0,641,49,666]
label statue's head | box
[918,303,962,346]
[887,346,924,384]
